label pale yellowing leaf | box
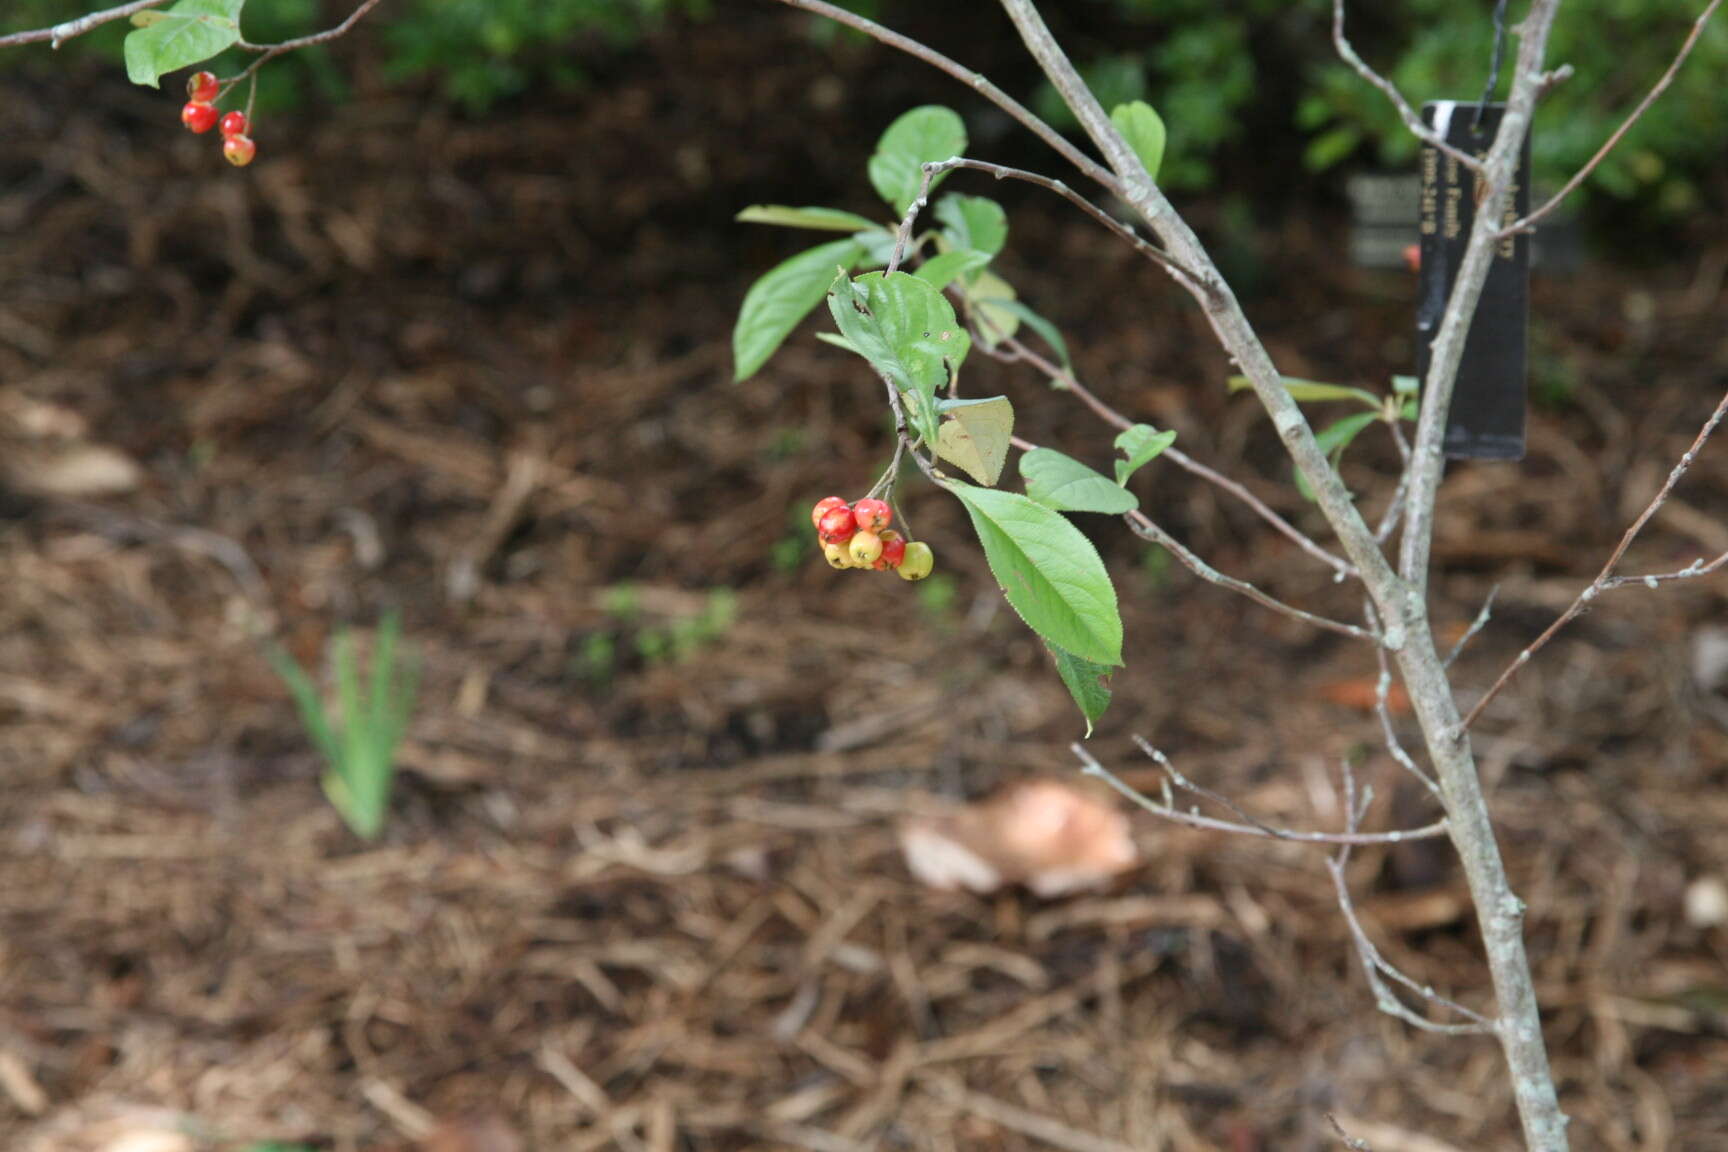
[934,396,1013,486]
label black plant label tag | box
[1417,101,1530,460]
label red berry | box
[223,134,257,167]
[874,531,907,571]
[810,495,847,531]
[186,71,219,103]
[1402,244,1421,274]
[181,101,219,134]
[219,110,249,138]
[853,498,892,534]
[818,506,856,544]
[848,531,883,567]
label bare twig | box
[225,0,384,88]
[1600,550,1728,589]
[1328,760,1495,1036]
[0,0,168,49]
[1124,510,1375,643]
[1365,602,1441,797]
[1070,742,1447,847]
[1327,1114,1374,1152]
[769,0,1121,195]
[975,326,1356,580]
[1366,4,1575,1138]
[1331,0,1486,174]
[919,157,1211,293]
[885,165,938,277]
[998,0,1404,599]
[1462,388,1728,730]
[1327,854,1496,1035]
[1401,3,1561,596]
[1444,586,1498,668]
[1502,0,1725,236]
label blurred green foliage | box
[3,0,708,110]
[4,0,1723,207]
[1051,0,1728,210]
[380,0,708,110]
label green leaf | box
[968,269,1020,349]
[827,270,970,445]
[986,300,1071,370]
[1227,375,1382,409]
[1048,642,1113,736]
[934,193,1007,257]
[852,228,898,270]
[914,248,991,292]
[1114,424,1176,486]
[264,644,340,764]
[734,237,865,381]
[123,0,244,88]
[868,105,967,216]
[1316,411,1379,453]
[934,396,1013,486]
[947,484,1123,666]
[814,332,859,353]
[1110,100,1167,183]
[735,205,882,232]
[1021,448,1137,514]
[1304,125,1361,172]
[1390,374,1420,396]
[1295,411,1380,501]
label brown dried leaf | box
[900,778,1138,897]
[7,443,142,497]
[420,1115,523,1152]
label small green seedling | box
[267,611,418,841]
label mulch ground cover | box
[3,11,1727,1151]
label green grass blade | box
[264,643,341,764]
[368,610,399,763]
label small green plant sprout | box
[266,610,418,841]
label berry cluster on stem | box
[179,70,257,167]
[810,496,933,580]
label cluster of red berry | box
[180,71,257,167]
[811,496,934,580]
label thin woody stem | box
[1124,510,1375,643]
[1001,429,1364,638]
[1331,0,1486,175]
[1072,742,1447,847]
[1365,601,1441,797]
[1502,0,1724,237]
[920,157,1210,293]
[768,0,1121,195]
[0,0,168,49]
[997,0,1570,1143]
[1328,762,1493,1034]
[225,0,384,88]
[979,328,1355,579]
[1462,387,1728,730]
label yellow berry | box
[848,531,883,567]
[898,541,934,580]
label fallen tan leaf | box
[900,778,1138,897]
